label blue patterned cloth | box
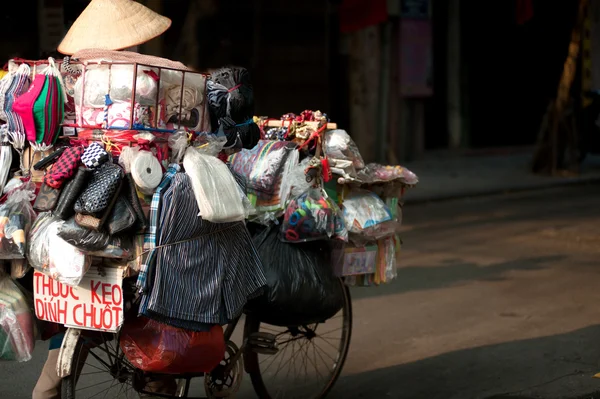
[136,164,180,292]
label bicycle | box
[58,278,352,399]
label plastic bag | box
[323,129,365,170]
[74,65,159,107]
[356,163,419,186]
[27,213,58,272]
[0,273,36,362]
[183,146,247,222]
[120,317,225,374]
[193,133,227,157]
[57,217,111,252]
[30,216,91,286]
[342,190,400,242]
[280,157,312,203]
[331,200,349,242]
[47,224,92,287]
[0,180,36,259]
[281,187,335,242]
[246,225,344,327]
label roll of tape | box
[131,151,162,195]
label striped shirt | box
[140,172,266,330]
[136,164,180,292]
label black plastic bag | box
[246,225,344,327]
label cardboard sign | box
[34,267,125,332]
[333,245,378,276]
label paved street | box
[3,183,600,398]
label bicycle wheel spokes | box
[256,314,346,398]
[72,337,140,399]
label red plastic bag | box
[119,317,225,374]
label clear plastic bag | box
[120,317,225,374]
[27,212,58,272]
[331,200,349,242]
[183,146,247,222]
[0,180,36,259]
[356,163,419,186]
[74,65,159,107]
[47,221,91,287]
[0,273,36,362]
[29,215,91,286]
[281,187,335,243]
[342,189,401,242]
[193,133,227,157]
[323,129,365,170]
[280,157,312,205]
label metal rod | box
[130,63,138,129]
[155,67,162,128]
[178,71,186,127]
[79,64,87,126]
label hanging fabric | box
[30,58,65,153]
[3,64,31,144]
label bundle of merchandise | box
[230,111,418,292]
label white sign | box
[34,267,125,333]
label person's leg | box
[32,348,61,399]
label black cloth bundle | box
[207,67,260,149]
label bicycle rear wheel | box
[61,333,181,399]
[243,278,352,399]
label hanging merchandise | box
[341,189,401,243]
[246,225,345,327]
[47,221,91,287]
[281,187,336,243]
[323,129,365,172]
[131,148,162,196]
[0,180,36,259]
[53,167,91,220]
[74,162,124,227]
[81,142,109,169]
[207,67,260,149]
[228,140,299,214]
[0,64,17,122]
[3,64,31,140]
[32,58,66,152]
[139,173,266,331]
[0,134,12,194]
[0,272,36,362]
[183,146,247,223]
[120,317,225,374]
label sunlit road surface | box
[3,184,600,399]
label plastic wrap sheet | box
[246,226,344,327]
[0,274,36,362]
[120,317,224,374]
[0,181,36,259]
[183,146,247,223]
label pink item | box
[12,75,47,142]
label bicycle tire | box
[61,334,143,399]
[243,278,353,399]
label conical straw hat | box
[58,0,172,55]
